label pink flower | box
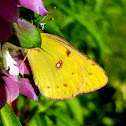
[0,0,48,43]
[0,43,38,109]
[0,73,38,109]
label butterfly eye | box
[40,23,46,30]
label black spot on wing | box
[66,50,71,56]
[88,73,93,75]
[92,63,95,66]
[63,84,67,87]
[47,86,50,88]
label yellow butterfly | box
[26,33,108,100]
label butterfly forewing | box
[41,33,108,94]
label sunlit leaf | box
[1,104,21,126]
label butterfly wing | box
[40,33,108,94]
[26,36,85,99]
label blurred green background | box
[2,0,126,126]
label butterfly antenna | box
[36,7,56,27]
[44,18,54,23]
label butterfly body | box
[26,33,108,100]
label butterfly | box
[26,33,108,100]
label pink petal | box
[38,0,49,16]
[18,78,38,101]
[0,17,12,43]
[1,76,19,103]
[0,82,9,109]
[1,70,18,82]
[16,0,49,16]
[16,59,32,75]
[0,0,19,22]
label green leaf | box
[102,117,114,126]
[65,98,84,125]
[0,104,22,126]
[17,95,26,112]
[47,110,79,126]
[28,113,48,126]
[68,0,76,12]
